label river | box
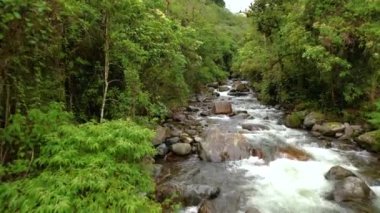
[160,80,380,213]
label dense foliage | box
[234,0,380,110]
[0,0,245,211]
[0,104,159,212]
[0,0,242,124]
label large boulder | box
[356,130,380,152]
[304,112,325,129]
[332,176,376,202]
[171,143,192,156]
[325,166,376,203]
[199,128,255,162]
[212,101,233,115]
[312,122,345,137]
[152,126,169,146]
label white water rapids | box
[180,83,380,213]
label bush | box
[0,115,160,212]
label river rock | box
[171,143,192,155]
[156,183,220,206]
[172,112,187,122]
[166,136,180,145]
[152,126,169,146]
[356,130,380,152]
[181,136,194,144]
[332,176,376,202]
[199,191,243,213]
[200,111,211,117]
[156,143,169,156]
[241,123,270,131]
[304,112,325,129]
[233,82,250,92]
[208,82,219,89]
[325,166,356,180]
[277,145,312,161]
[194,136,203,143]
[212,101,233,115]
[170,128,183,137]
[219,85,230,92]
[199,128,255,162]
[187,106,201,112]
[227,91,250,97]
[325,166,376,203]
[312,122,345,137]
[183,184,220,205]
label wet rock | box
[233,82,250,92]
[235,110,248,114]
[227,91,250,97]
[171,143,192,156]
[172,112,187,122]
[241,123,270,131]
[170,128,183,137]
[245,207,261,213]
[312,122,345,137]
[218,85,230,92]
[277,145,312,161]
[200,111,211,117]
[212,101,233,115]
[325,166,376,204]
[197,94,207,102]
[156,143,169,156]
[152,126,169,146]
[181,136,194,144]
[304,112,325,129]
[186,129,198,136]
[166,137,180,145]
[194,136,203,143]
[356,130,380,152]
[183,184,220,205]
[199,191,243,213]
[156,183,220,206]
[187,106,201,112]
[199,128,255,162]
[198,200,217,213]
[232,113,250,119]
[208,82,219,89]
[332,176,376,202]
[325,166,356,180]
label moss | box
[285,111,306,128]
[357,130,380,152]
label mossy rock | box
[304,112,325,129]
[285,111,307,128]
[356,130,380,152]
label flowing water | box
[162,81,380,213]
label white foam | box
[236,157,346,213]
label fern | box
[1,114,160,212]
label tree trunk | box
[100,13,110,123]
